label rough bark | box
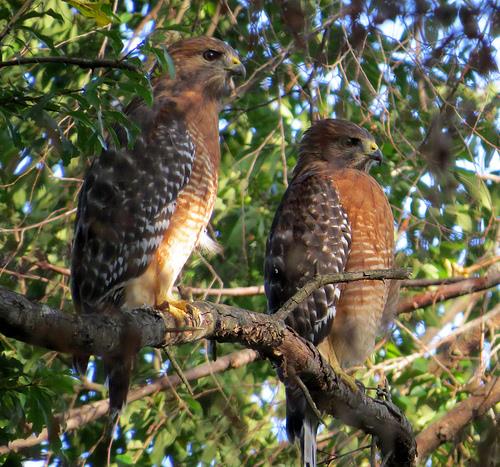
[0,268,417,466]
[416,377,500,461]
[396,271,499,315]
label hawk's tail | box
[301,413,319,467]
[73,355,132,417]
[104,356,133,418]
[286,386,319,467]
[73,355,90,375]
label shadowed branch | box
[0,56,140,71]
[0,267,417,465]
[416,377,500,461]
[2,269,498,462]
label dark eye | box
[344,137,360,147]
[203,49,223,61]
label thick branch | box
[0,287,171,356]
[0,284,416,465]
[416,377,500,461]
[0,56,140,71]
[0,268,411,355]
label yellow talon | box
[168,298,189,314]
[157,297,190,321]
[338,369,359,393]
[327,349,359,393]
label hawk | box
[264,119,397,466]
[71,37,245,414]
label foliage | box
[0,0,498,465]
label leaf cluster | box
[0,0,498,465]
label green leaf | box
[115,454,134,465]
[455,170,493,210]
[44,8,65,23]
[63,0,113,26]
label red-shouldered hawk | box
[71,37,245,415]
[264,119,397,467]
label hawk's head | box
[299,119,383,172]
[167,36,246,101]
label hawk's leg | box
[156,295,190,322]
[327,349,359,393]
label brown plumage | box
[317,169,396,367]
[71,37,245,416]
[265,119,396,466]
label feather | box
[302,414,319,467]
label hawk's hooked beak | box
[369,149,383,166]
[227,56,246,79]
[364,140,383,166]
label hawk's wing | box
[264,171,351,345]
[71,100,195,313]
[264,170,352,459]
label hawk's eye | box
[344,137,360,147]
[203,49,223,61]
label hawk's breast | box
[123,125,220,309]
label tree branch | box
[0,349,258,455]
[0,272,417,466]
[416,377,500,461]
[274,268,411,320]
[17,259,495,296]
[0,56,140,71]
[7,268,496,463]
[182,285,265,297]
[0,0,34,45]
[2,267,497,462]
[396,271,500,315]
[0,268,412,355]
[181,275,492,297]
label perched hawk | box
[71,37,245,414]
[264,119,397,466]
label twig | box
[477,173,500,183]
[174,0,190,25]
[274,268,412,321]
[6,258,484,295]
[0,349,258,455]
[181,285,264,296]
[0,268,51,284]
[164,347,194,396]
[181,275,491,297]
[234,42,294,98]
[32,261,71,277]
[129,0,165,45]
[183,275,480,297]
[368,305,500,376]
[205,1,222,36]
[0,0,34,45]
[400,277,478,287]
[295,375,326,425]
[0,56,140,71]
[0,208,76,234]
[397,271,500,314]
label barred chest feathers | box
[123,116,220,309]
